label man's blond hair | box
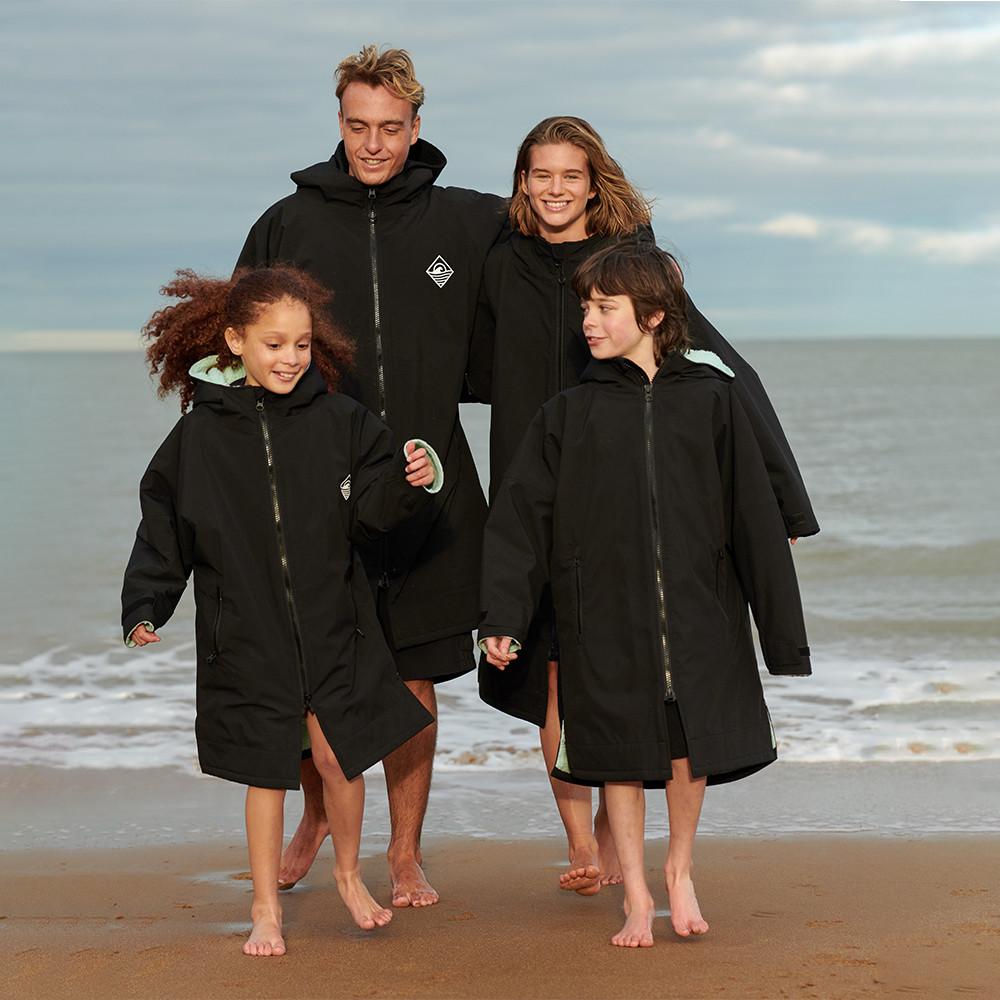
[335,45,424,117]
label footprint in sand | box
[231,871,253,881]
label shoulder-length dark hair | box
[572,240,690,365]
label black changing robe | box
[236,139,507,649]
[470,231,819,726]
[121,366,434,789]
[478,352,811,785]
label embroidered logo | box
[425,255,454,288]
[340,475,351,501]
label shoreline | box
[4,760,999,852]
[7,835,997,999]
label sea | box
[2,339,998,777]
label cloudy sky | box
[4,0,999,342]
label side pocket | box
[206,587,222,664]
[715,549,730,623]
[574,558,583,640]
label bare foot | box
[278,811,328,890]
[389,856,439,908]
[665,870,709,937]
[243,903,286,957]
[594,809,623,886]
[612,894,655,948]
[559,863,601,895]
[335,869,393,930]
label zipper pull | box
[368,187,376,222]
[256,399,264,412]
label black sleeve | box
[478,402,561,644]
[687,293,819,538]
[235,207,283,272]
[349,407,430,544]
[464,265,497,405]
[121,421,192,642]
[727,390,811,675]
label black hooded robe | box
[236,139,507,654]
[478,353,811,786]
[469,231,818,726]
[121,368,435,789]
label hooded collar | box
[580,349,735,390]
[290,138,447,209]
[190,356,328,416]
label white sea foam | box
[1,644,997,772]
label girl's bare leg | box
[604,781,654,947]
[664,757,709,937]
[305,712,392,930]
[540,660,600,893]
[244,786,287,957]
[594,788,623,885]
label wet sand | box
[5,835,998,999]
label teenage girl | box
[122,264,442,955]
[469,117,817,895]
[480,240,811,947]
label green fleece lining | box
[684,349,735,378]
[188,355,246,384]
[555,723,571,774]
[476,637,523,655]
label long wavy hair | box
[572,239,690,365]
[143,264,355,412]
[509,116,652,239]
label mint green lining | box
[407,438,445,494]
[476,637,522,655]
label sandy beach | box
[4,834,997,1000]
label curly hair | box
[335,44,423,117]
[510,116,652,239]
[142,264,355,412]
[571,239,690,366]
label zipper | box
[256,398,311,711]
[206,587,222,665]
[368,188,391,589]
[554,259,566,392]
[367,188,387,421]
[643,382,674,702]
[574,557,583,639]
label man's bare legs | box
[278,756,327,889]
[244,786,287,957]
[664,757,709,937]
[603,781,655,948]
[383,677,439,907]
[305,712,392,930]
[540,660,599,892]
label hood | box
[580,349,735,388]
[290,138,447,208]
[189,356,328,415]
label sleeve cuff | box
[406,439,445,494]
[125,620,154,648]
[477,636,523,655]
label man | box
[237,45,506,907]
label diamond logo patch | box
[340,475,351,501]
[426,255,454,288]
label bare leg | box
[243,786,287,957]
[305,712,392,930]
[664,757,709,937]
[383,677,439,907]
[603,781,654,948]
[594,788,623,886]
[278,756,329,889]
[539,661,600,894]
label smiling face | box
[338,81,420,187]
[580,289,664,378]
[520,142,596,243]
[224,297,313,394]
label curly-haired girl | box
[122,264,443,955]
